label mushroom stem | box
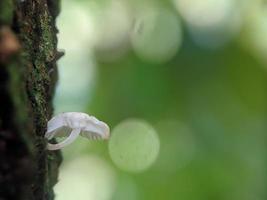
[46,128,81,151]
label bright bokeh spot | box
[92,0,131,50]
[241,0,267,65]
[54,54,95,113]
[85,0,132,61]
[175,0,234,28]
[174,0,241,48]
[53,0,96,113]
[131,7,182,64]
[54,155,116,200]
[57,1,95,51]
[61,137,94,161]
[109,119,160,173]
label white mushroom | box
[45,112,110,151]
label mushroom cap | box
[45,112,110,140]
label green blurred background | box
[53,0,267,199]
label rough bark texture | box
[0,0,62,199]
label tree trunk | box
[0,0,62,199]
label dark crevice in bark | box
[0,0,62,199]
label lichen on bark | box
[0,0,62,199]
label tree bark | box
[0,0,62,199]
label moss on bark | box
[0,0,62,199]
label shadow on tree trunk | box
[0,0,62,199]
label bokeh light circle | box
[109,119,160,173]
[54,0,96,113]
[131,8,182,64]
[173,0,241,48]
[174,0,234,29]
[54,155,116,200]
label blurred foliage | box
[54,0,267,200]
